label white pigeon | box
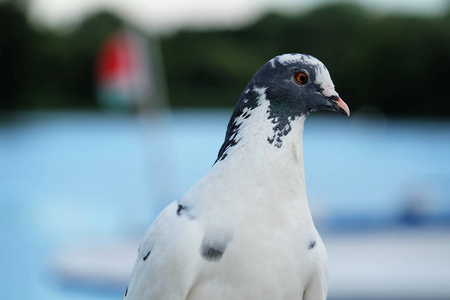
[124,53,350,300]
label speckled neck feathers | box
[216,87,259,162]
[215,86,305,163]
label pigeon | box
[124,53,350,300]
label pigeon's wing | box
[123,201,204,299]
[302,264,329,300]
[303,235,329,300]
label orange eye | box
[295,72,308,84]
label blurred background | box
[1,0,450,299]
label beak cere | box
[334,98,350,116]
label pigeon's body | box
[124,54,349,300]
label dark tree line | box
[2,1,450,116]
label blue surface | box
[0,110,449,299]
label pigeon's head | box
[216,53,350,161]
[252,53,350,117]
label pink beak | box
[335,98,350,116]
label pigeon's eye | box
[294,72,309,84]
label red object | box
[96,31,136,85]
[95,29,150,107]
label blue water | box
[1,110,449,300]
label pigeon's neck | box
[182,88,312,227]
[214,87,307,196]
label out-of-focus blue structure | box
[1,111,449,299]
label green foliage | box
[2,1,450,115]
[0,1,31,109]
[0,4,123,110]
[161,3,450,116]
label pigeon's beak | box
[319,88,350,116]
[333,98,350,116]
